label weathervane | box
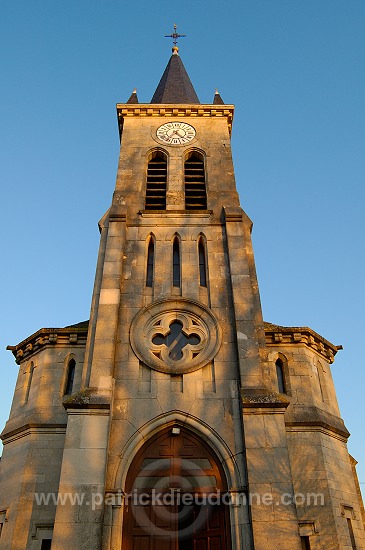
[165,24,186,47]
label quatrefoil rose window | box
[130,299,222,374]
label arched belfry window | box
[198,237,207,287]
[276,358,286,394]
[145,151,167,210]
[172,236,181,287]
[184,152,207,210]
[146,236,155,287]
[64,359,76,395]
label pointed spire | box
[150,52,200,104]
[213,89,225,105]
[126,88,139,104]
[151,24,199,104]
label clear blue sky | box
[1,1,364,490]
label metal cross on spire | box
[165,24,186,46]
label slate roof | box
[151,52,200,104]
[213,90,225,105]
[126,89,139,104]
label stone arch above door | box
[112,411,243,494]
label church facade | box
[0,45,364,550]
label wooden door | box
[122,427,231,550]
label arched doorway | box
[122,426,232,549]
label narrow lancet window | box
[300,537,311,550]
[145,151,167,210]
[276,359,286,394]
[146,237,155,287]
[347,518,357,550]
[173,237,181,287]
[24,362,35,404]
[65,359,76,395]
[185,152,207,209]
[316,364,325,402]
[198,238,207,287]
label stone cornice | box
[63,388,111,410]
[116,103,235,136]
[222,206,254,231]
[1,423,67,445]
[264,322,341,364]
[139,209,213,218]
[284,405,350,440]
[7,324,89,365]
[241,388,290,410]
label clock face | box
[156,122,196,145]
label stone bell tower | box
[51,42,265,548]
[1,36,364,550]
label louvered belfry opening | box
[145,151,167,210]
[185,152,207,210]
